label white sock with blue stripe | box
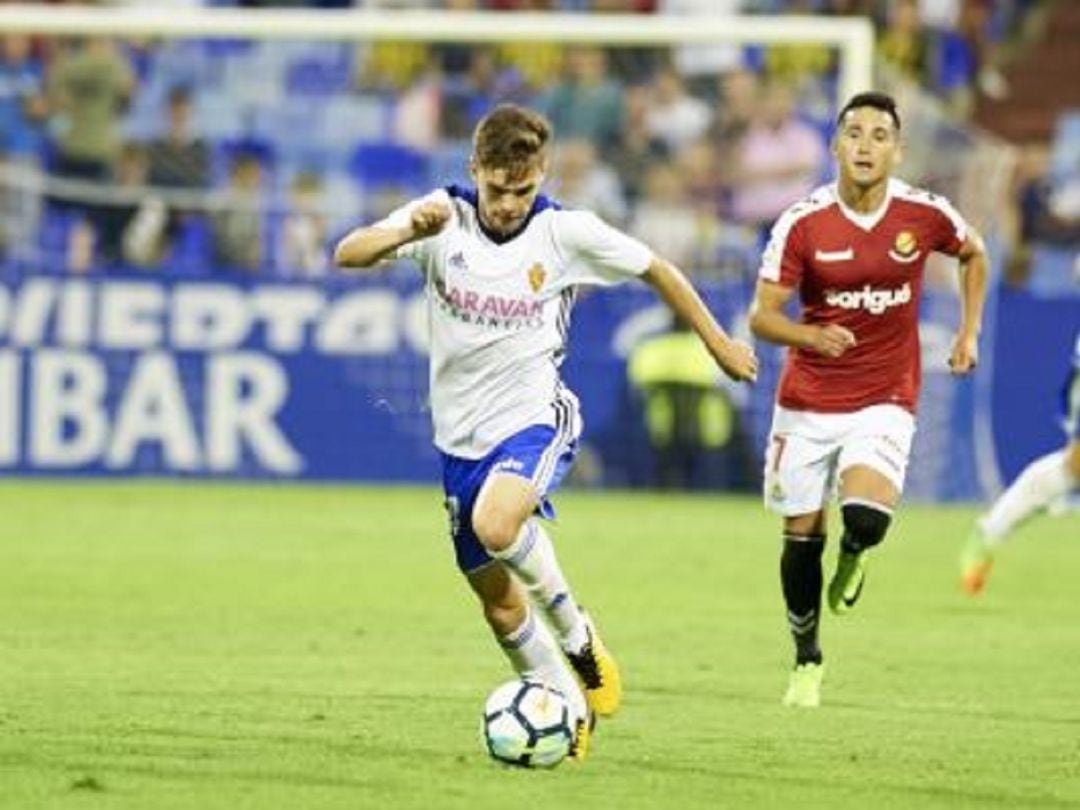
[498,607,587,718]
[493,519,589,654]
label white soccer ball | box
[481,679,575,768]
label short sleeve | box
[759,215,807,287]
[924,193,968,256]
[554,210,653,285]
[371,188,451,262]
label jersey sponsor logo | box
[449,251,467,270]
[432,276,544,329]
[824,282,912,315]
[814,248,854,262]
[528,262,547,293]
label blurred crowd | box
[0,0,1073,290]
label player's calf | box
[839,500,892,554]
[780,533,825,665]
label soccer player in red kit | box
[749,92,988,707]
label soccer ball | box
[481,679,576,768]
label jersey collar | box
[445,184,561,245]
[832,178,900,232]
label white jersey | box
[377,185,653,459]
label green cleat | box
[827,550,867,615]
[782,661,824,708]
[960,532,994,596]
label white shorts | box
[763,404,916,517]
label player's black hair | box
[836,92,901,131]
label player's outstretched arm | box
[749,280,856,358]
[948,230,989,375]
[333,200,451,269]
[641,257,758,382]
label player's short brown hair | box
[473,104,551,174]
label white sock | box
[497,607,587,719]
[493,519,588,653]
[979,450,1076,545]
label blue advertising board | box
[989,289,1079,485]
[2,270,1072,501]
[0,272,434,479]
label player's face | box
[471,160,546,237]
[833,107,902,189]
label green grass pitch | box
[2,482,1078,809]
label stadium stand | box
[0,0,1055,283]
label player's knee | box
[472,504,521,553]
[840,502,892,553]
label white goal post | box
[0,4,874,106]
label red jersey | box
[759,179,967,414]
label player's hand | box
[811,324,857,358]
[948,332,979,375]
[715,338,759,383]
[409,201,451,239]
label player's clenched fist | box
[812,324,857,358]
[717,339,759,383]
[409,201,451,238]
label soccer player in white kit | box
[961,330,1080,594]
[748,92,989,708]
[334,104,758,757]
